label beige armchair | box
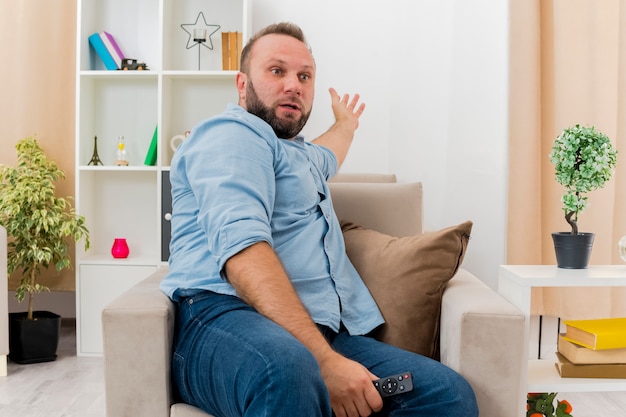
[102,176,525,417]
[1,225,8,376]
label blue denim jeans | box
[172,291,478,417]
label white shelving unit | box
[75,0,250,356]
[498,265,626,417]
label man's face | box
[237,34,315,139]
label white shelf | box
[80,71,237,79]
[78,264,158,354]
[79,255,157,266]
[162,70,239,78]
[529,359,626,392]
[500,265,626,287]
[79,71,158,79]
[79,165,157,172]
[498,265,626,417]
[75,0,250,356]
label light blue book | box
[88,33,117,70]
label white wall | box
[252,0,509,289]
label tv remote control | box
[372,371,413,398]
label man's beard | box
[245,80,311,139]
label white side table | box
[498,265,626,417]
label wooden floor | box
[0,320,625,416]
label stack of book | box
[88,31,125,70]
[555,317,626,378]
[221,31,242,70]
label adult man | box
[161,22,478,417]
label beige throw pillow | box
[341,220,473,359]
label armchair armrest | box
[440,269,525,417]
[102,268,174,417]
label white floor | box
[0,320,105,417]
[0,320,625,416]
[564,391,626,416]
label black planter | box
[8,311,62,364]
[552,232,595,269]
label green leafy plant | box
[0,136,89,320]
[549,124,617,235]
[527,393,573,417]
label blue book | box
[88,33,117,70]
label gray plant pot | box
[552,232,595,269]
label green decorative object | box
[550,124,617,235]
[144,125,158,166]
[549,124,617,268]
[0,136,90,320]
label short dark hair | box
[240,22,310,73]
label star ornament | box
[181,11,221,50]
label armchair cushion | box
[341,220,473,359]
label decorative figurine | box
[111,238,130,259]
[87,135,103,166]
[180,11,221,70]
[120,58,149,70]
[115,136,128,166]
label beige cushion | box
[341,220,473,358]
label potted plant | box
[527,393,573,417]
[549,124,617,269]
[0,136,90,363]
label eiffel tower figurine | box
[87,135,103,166]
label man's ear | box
[236,72,247,103]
